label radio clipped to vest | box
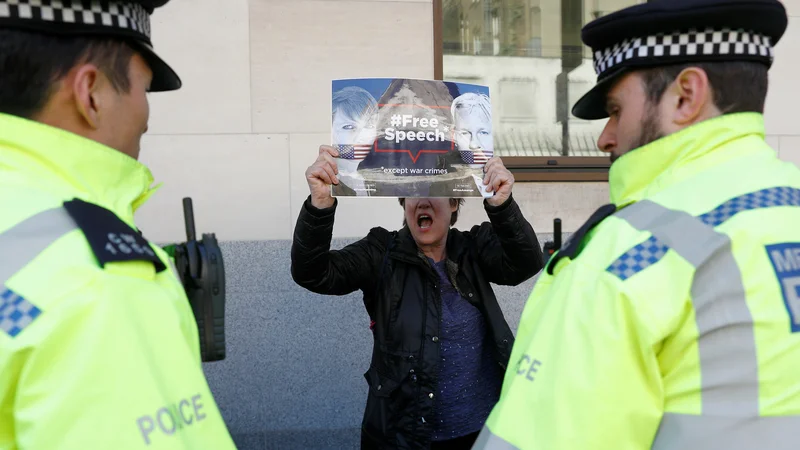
[171,198,226,363]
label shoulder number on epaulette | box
[63,198,167,272]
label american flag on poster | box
[335,144,372,161]
[459,150,492,165]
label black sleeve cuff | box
[302,195,338,219]
[483,193,515,216]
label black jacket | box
[290,194,543,449]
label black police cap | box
[572,0,788,120]
[0,0,181,92]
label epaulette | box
[545,203,617,275]
[62,198,167,273]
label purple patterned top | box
[429,258,504,441]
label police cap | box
[0,0,180,92]
[572,0,788,120]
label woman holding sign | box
[291,145,543,449]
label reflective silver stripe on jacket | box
[0,207,78,286]
[614,199,798,449]
[607,187,800,280]
[472,424,520,450]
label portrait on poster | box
[330,77,494,198]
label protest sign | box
[330,78,494,198]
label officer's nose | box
[597,120,616,154]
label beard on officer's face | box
[610,101,665,163]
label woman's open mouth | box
[417,214,433,230]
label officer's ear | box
[667,67,717,127]
[71,63,108,130]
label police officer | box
[473,0,800,449]
[0,1,236,448]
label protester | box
[291,145,543,449]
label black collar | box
[392,226,468,266]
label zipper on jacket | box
[430,277,443,445]
[419,255,444,443]
[415,278,426,437]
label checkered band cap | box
[592,27,774,78]
[0,0,182,91]
[0,0,151,40]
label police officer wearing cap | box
[0,1,235,448]
[473,0,800,449]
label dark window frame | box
[432,0,610,182]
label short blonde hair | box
[332,86,379,121]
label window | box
[433,0,646,181]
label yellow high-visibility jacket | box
[0,113,236,449]
[475,112,800,450]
